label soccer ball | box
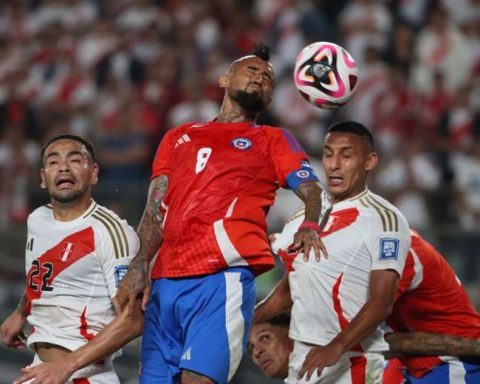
[294,42,358,109]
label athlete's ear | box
[40,168,46,189]
[218,73,230,89]
[90,163,99,186]
[365,152,378,172]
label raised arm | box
[385,331,480,358]
[115,175,168,314]
[299,269,399,380]
[1,292,28,349]
[292,181,327,261]
[254,273,293,324]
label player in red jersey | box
[109,45,325,384]
[1,134,140,383]
[382,230,480,383]
[14,46,325,384]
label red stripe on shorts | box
[350,355,367,384]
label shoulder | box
[355,191,409,234]
[87,204,133,233]
[28,205,53,224]
[257,124,288,137]
[161,122,202,140]
[86,204,137,256]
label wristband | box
[298,221,320,232]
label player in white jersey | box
[254,121,411,384]
[1,134,139,384]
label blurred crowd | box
[0,0,479,242]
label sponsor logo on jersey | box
[181,347,192,360]
[26,237,34,251]
[231,137,252,150]
[296,169,311,179]
[114,265,129,287]
[379,238,399,260]
[175,134,191,148]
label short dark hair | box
[326,121,374,151]
[41,134,97,164]
[264,312,290,328]
[250,44,270,61]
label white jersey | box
[273,189,410,352]
[24,200,139,352]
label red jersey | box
[386,230,480,377]
[151,121,317,278]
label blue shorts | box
[140,267,256,384]
[405,358,480,384]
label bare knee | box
[181,369,215,384]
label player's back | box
[389,231,480,338]
[387,231,480,378]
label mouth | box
[328,175,344,186]
[55,176,76,189]
[260,359,272,371]
[247,83,262,91]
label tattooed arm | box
[385,331,480,358]
[1,293,28,349]
[292,181,327,261]
[116,175,168,314]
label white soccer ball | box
[293,42,359,109]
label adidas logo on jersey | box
[181,347,192,360]
[175,134,191,148]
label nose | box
[58,159,71,172]
[326,155,340,170]
[253,345,264,359]
[253,73,263,84]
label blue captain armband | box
[286,162,319,190]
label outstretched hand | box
[1,310,26,350]
[291,227,327,262]
[14,360,74,384]
[298,343,343,381]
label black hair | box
[41,134,97,164]
[250,44,270,61]
[265,312,290,328]
[326,121,375,151]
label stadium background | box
[0,0,479,382]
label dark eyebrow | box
[44,150,86,161]
[44,151,60,161]
[67,150,86,157]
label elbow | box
[370,299,394,320]
[381,301,395,318]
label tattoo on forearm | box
[122,176,168,295]
[297,182,322,223]
[136,175,168,264]
[386,332,480,357]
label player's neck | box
[51,196,93,222]
[217,99,257,123]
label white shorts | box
[26,354,120,384]
[285,341,384,384]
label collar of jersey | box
[210,118,259,128]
